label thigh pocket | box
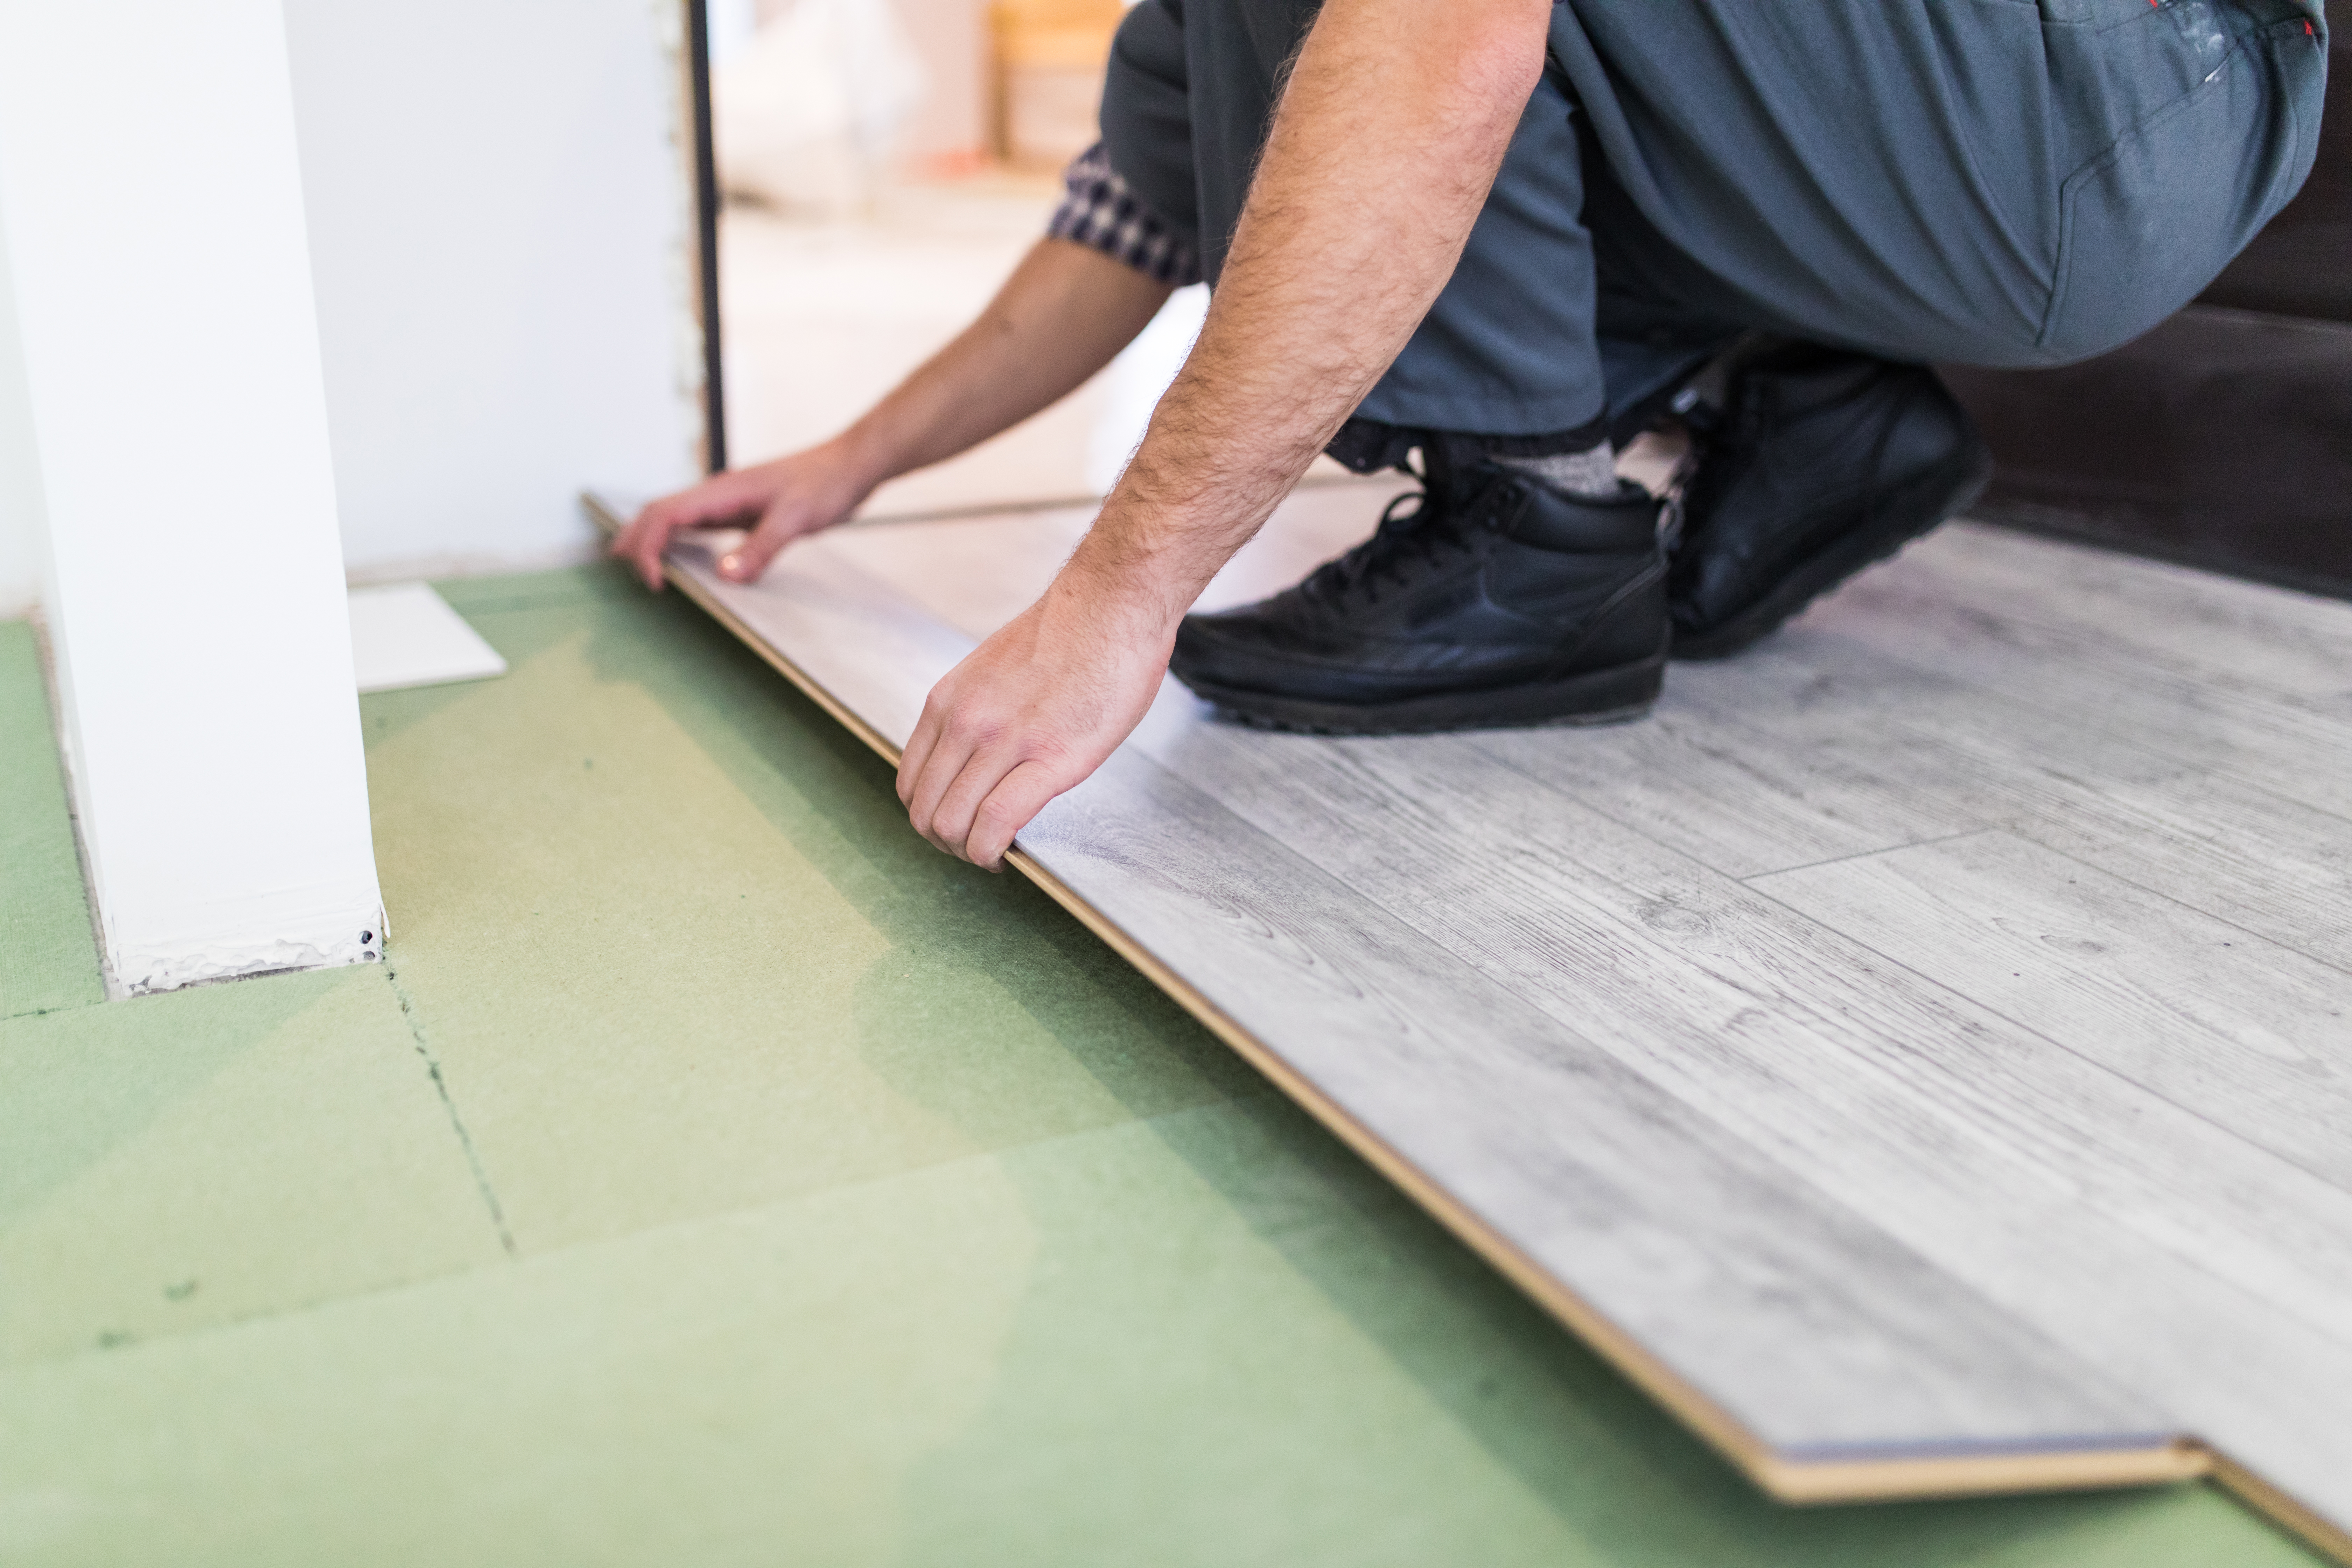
[2038,28,2306,361]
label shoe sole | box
[1179,654,1667,737]
[1670,442,1995,663]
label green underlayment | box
[0,569,2322,1567]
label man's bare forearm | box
[840,237,1176,488]
[617,236,1171,588]
[892,0,1554,869]
[1060,0,1552,621]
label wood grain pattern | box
[1136,719,2352,1328]
[1124,709,2352,1537]
[1751,831,2352,1197]
[1633,643,2352,973]
[1881,523,2352,700]
[582,490,2352,1558]
[1813,528,2352,824]
[1020,744,2171,1457]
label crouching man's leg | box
[1161,60,1686,732]
[1125,0,2326,731]
[1559,0,2327,658]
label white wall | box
[0,193,44,618]
[0,0,385,993]
[283,0,703,582]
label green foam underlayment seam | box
[382,960,520,1259]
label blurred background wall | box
[1,1,707,609]
[283,0,703,583]
[706,0,1239,517]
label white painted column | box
[0,0,385,993]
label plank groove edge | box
[575,494,2251,1519]
[1001,848,2212,1505]
[2216,1453,2352,1566]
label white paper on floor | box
[348,583,507,694]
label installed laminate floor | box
[590,483,2352,1561]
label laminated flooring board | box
[583,490,2352,1560]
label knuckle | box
[951,713,1005,750]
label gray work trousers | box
[1099,0,2328,438]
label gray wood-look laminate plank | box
[1738,824,2352,1536]
[635,506,2176,1464]
[1659,640,2352,974]
[1468,698,1983,880]
[596,491,2352,1545]
[818,479,1392,642]
[1749,831,2352,1191]
[1019,747,2169,1459]
[1892,523,2352,701]
[1121,706,2352,1535]
[1126,710,2352,1337]
[1813,533,2352,823]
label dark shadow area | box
[1946,0,2352,603]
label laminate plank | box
[1123,709,2352,1537]
[1018,744,2171,1461]
[1749,831,2352,1191]
[1813,544,2352,822]
[1661,642,2352,973]
[1468,697,1983,880]
[817,503,1092,642]
[1129,709,2352,1335]
[595,498,2177,1466]
[817,478,1393,643]
[1896,523,2352,702]
[1735,824,2352,1536]
[1142,699,2352,1373]
[584,492,2352,1546]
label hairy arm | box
[613,237,1172,589]
[898,0,1552,867]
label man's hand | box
[614,239,1171,593]
[896,569,1175,871]
[614,438,875,592]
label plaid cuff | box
[1046,142,1202,288]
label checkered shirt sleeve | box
[1046,142,1202,288]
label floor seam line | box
[381,960,520,1259]
[1991,817,2352,987]
[0,1091,1287,1378]
[1733,867,2352,1245]
[1807,618,2352,830]
[1737,827,1994,884]
[1150,765,2171,1420]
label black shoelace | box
[1298,465,1505,609]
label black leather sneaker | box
[1169,454,1668,734]
[1669,345,1993,660]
